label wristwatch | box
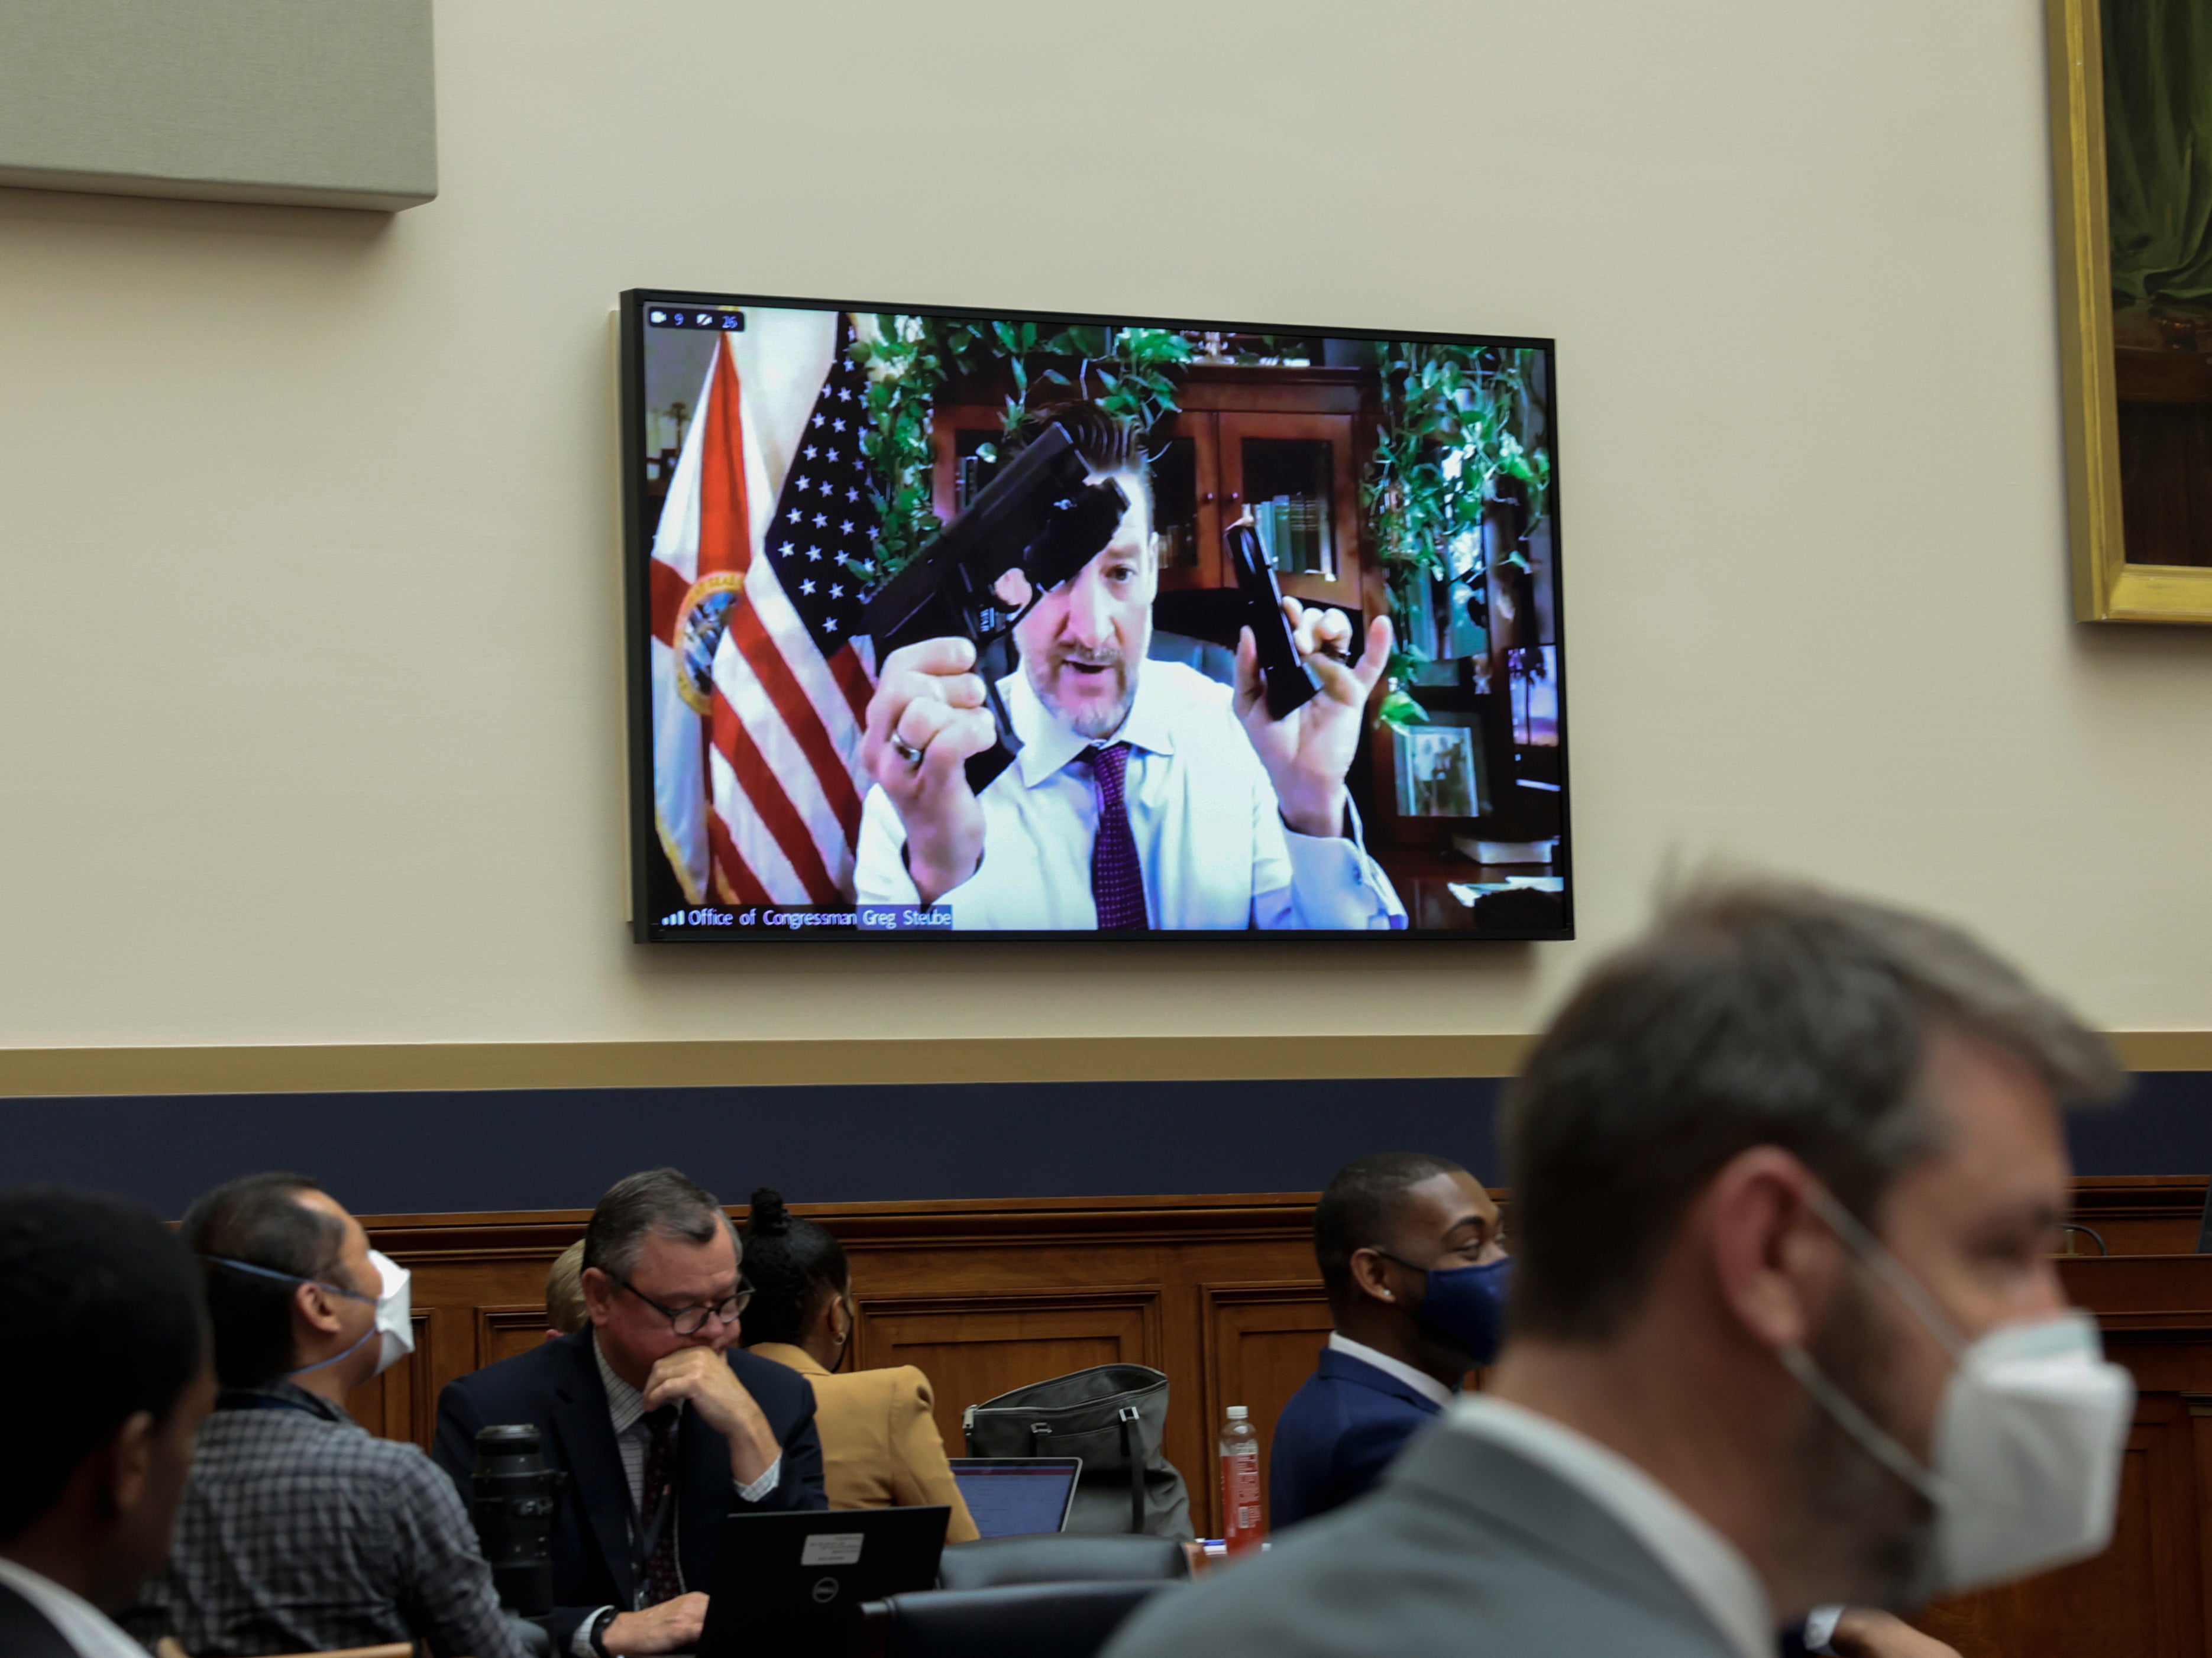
[585,1607,618,1658]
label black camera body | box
[471,1423,565,1622]
[865,422,1129,794]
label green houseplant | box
[846,315,1191,588]
[1362,343,1551,729]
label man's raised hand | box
[641,1347,780,1487]
[859,636,997,902]
[1233,600,1393,838]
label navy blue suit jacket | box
[1268,1345,1445,1531]
[433,1329,825,1650]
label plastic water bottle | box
[1219,1404,1263,1555]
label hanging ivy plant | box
[844,314,951,587]
[846,315,1193,587]
[1362,344,1551,729]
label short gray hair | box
[1505,880,2122,1343]
[583,1168,740,1283]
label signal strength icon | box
[661,909,686,927]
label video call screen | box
[620,291,1569,941]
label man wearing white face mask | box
[1108,880,2133,1658]
[123,1173,523,1658]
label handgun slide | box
[865,423,1129,794]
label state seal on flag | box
[672,571,745,714]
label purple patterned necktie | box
[1084,743,1149,931]
[639,1406,683,1605]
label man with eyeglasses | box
[435,1169,826,1657]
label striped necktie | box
[1084,743,1149,931]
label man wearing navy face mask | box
[124,1173,522,1658]
[1269,1154,1509,1530]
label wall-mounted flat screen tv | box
[620,291,1568,941]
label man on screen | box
[853,405,1405,930]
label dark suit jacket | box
[1108,1419,1742,1658]
[1267,1346,1444,1530]
[0,1581,77,1658]
[433,1329,826,1650]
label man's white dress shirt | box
[854,659,1405,930]
[0,1557,146,1658]
[1444,1395,1776,1658]
[1326,1332,1456,1410]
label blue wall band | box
[1,1071,2204,1218]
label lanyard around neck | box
[215,1388,326,1417]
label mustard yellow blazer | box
[749,1343,981,1543]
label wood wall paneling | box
[853,1288,1166,1465]
[477,1304,557,1369]
[1925,1400,2198,1658]
[2062,1176,2208,1257]
[339,1306,551,1458]
[347,1177,2212,1641]
[346,1309,438,1447]
[1917,1253,2212,1658]
[1198,1282,1333,1536]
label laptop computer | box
[949,1456,1084,1538]
[694,1505,949,1656]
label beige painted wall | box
[2,1,2207,1054]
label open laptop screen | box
[950,1457,1084,1538]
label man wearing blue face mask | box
[1269,1153,1509,1530]
[123,1173,523,1658]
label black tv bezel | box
[618,287,1572,945]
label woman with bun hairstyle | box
[739,1189,979,1541]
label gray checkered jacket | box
[122,1381,522,1658]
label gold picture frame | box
[2051,0,2212,622]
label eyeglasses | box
[614,1274,753,1336]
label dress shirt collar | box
[1006,655,1178,789]
[593,1331,655,1436]
[1443,1394,1774,1658]
[0,1555,148,1658]
[1326,1332,1455,1409]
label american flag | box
[650,316,879,908]
[705,320,879,905]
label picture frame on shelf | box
[1392,715,1490,820]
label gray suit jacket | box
[1105,1417,1745,1658]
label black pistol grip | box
[962,663,1021,795]
[963,740,1017,795]
[1265,655,1325,724]
[1229,524,1323,722]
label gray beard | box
[1030,657,1137,740]
[1794,1271,1941,1610]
